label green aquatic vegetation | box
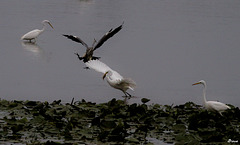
[0,99,239,144]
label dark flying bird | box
[63,22,123,63]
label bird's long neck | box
[41,24,47,33]
[202,83,207,105]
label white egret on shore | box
[192,80,230,116]
[63,22,123,63]
[21,20,54,42]
[85,60,136,98]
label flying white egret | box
[63,22,123,63]
[192,80,230,116]
[85,59,136,98]
[21,20,54,42]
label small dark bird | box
[63,22,123,63]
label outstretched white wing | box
[86,59,136,96]
[86,60,123,80]
[85,60,112,74]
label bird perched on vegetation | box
[192,80,230,116]
[85,59,136,98]
[63,22,123,63]
[21,20,54,42]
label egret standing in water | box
[21,20,54,42]
[63,22,123,63]
[85,60,136,98]
[192,80,230,116]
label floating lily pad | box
[0,99,239,144]
[141,98,150,104]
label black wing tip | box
[116,22,124,31]
[118,21,124,29]
[62,34,79,40]
[121,21,124,26]
[62,34,78,37]
[108,28,113,32]
[62,34,72,38]
[108,22,124,32]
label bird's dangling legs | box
[29,39,36,43]
[123,91,132,99]
[219,112,223,116]
[126,92,132,97]
[123,97,129,105]
[74,53,89,69]
[74,53,83,60]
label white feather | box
[193,80,230,116]
[85,60,112,74]
[85,60,136,96]
[21,29,43,40]
[21,20,53,41]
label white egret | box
[192,80,230,116]
[85,59,136,98]
[63,22,123,63]
[21,20,54,42]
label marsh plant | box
[0,99,239,144]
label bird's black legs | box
[126,92,132,97]
[74,53,83,60]
[29,39,36,43]
[123,91,132,99]
[74,53,100,62]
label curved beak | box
[102,72,108,80]
[192,82,201,86]
[48,22,54,29]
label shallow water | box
[0,0,240,106]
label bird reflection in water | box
[21,41,51,62]
[21,41,42,55]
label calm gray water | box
[0,0,240,107]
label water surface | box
[0,0,240,107]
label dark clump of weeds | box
[0,98,239,144]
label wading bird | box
[85,59,136,98]
[63,22,123,63]
[21,20,54,42]
[192,80,230,116]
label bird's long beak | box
[192,82,201,86]
[102,72,108,80]
[48,22,54,29]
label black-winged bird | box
[63,22,123,63]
